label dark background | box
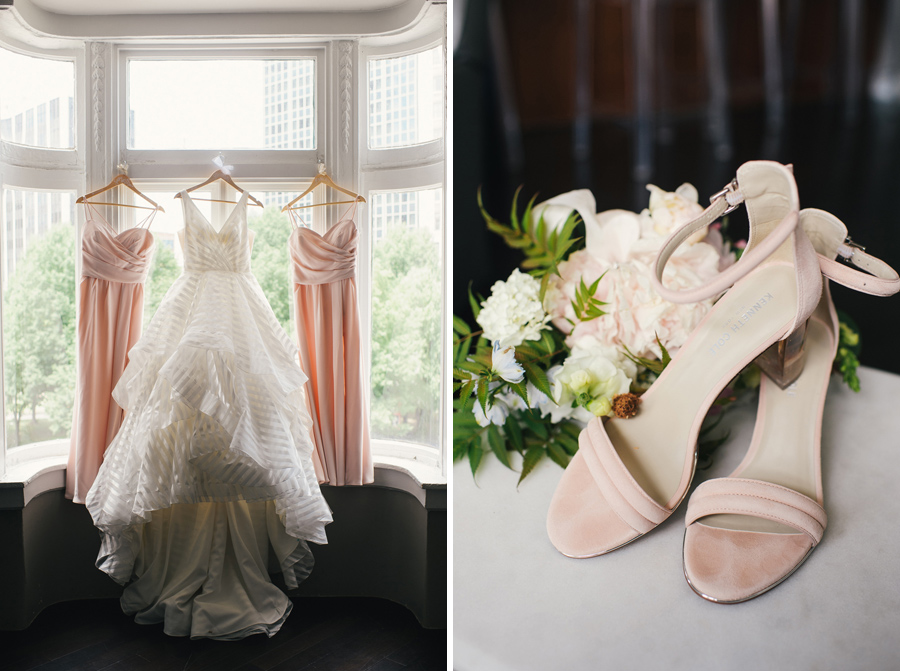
[454,0,900,374]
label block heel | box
[754,318,808,388]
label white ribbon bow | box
[212,154,234,176]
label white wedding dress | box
[86,190,332,640]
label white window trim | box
[358,14,447,476]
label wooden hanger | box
[281,165,366,212]
[77,173,165,212]
[175,169,265,208]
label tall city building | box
[368,48,443,243]
[0,96,75,149]
[263,60,315,153]
[1,95,77,284]
[263,60,316,213]
[370,189,442,247]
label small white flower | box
[526,380,549,412]
[499,390,528,412]
[473,397,509,427]
[476,269,551,347]
[492,341,525,384]
[541,364,579,423]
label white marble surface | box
[453,367,900,671]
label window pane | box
[0,49,75,149]
[2,189,77,448]
[128,60,316,150]
[370,188,442,448]
[368,46,443,149]
[246,192,311,336]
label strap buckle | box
[837,236,866,260]
[709,178,741,215]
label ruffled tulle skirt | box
[85,270,332,639]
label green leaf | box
[517,446,544,487]
[622,333,671,376]
[509,185,523,232]
[656,334,672,369]
[539,329,556,355]
[837,346,861,392]
[556,431,580,456]
[468,282,482,320]
[560,421,582,439]
[455,360,486,375]
[476,378,489,411]
[453,315,471,335]
[505,414,524,453]
[459,379,476,408]
[488,424,513,469]
[520,409,549,439]
[508,380,529,407]
[547,441,570,468]
[521,361,552,399]
[534,213,547,252]
[570,272,608,322]
[468,443,484,477]
[453,437,469,461]
[539,273,550,303]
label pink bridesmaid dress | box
[65,203,154,503]
[288,206,374,486]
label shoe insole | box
[605,262,800,509]
[700,309,832,534]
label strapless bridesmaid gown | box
[66,204,154,503]
[289,210,374,486]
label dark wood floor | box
[0,597,446,671]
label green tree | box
[249,206,293,332]
[370,227,441,444]
[143,240,181,326]
[3,225,76,446]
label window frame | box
[358,25,447,474]
[0,33,86,480]
[117,44,326,169]
[359,34,446,170]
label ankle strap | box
[652,179,800,304]
[819,240,900,296]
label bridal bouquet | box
[453,184,862,485]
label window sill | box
[0,440,445,511]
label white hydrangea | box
[476,268,551,347]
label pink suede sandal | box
[682,209,900,603]
[547,161,823,558]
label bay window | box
[0,4,447,485]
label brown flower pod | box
[612,392,641,419]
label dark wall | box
[0,482,446,631]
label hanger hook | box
[116,161,129,175]
[317,158,326,175]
